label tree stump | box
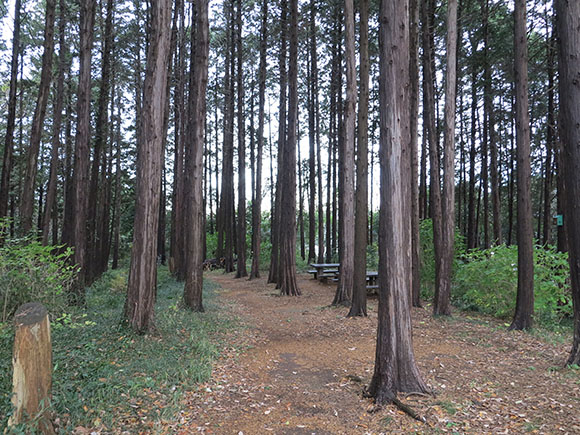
[8,302,54,434]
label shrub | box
[419,219,465,299]
[453,244,572,325]
[0,236,75,322]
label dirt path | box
[174,272,580,434]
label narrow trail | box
[174,272,580,434]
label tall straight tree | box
[218,0,236,273]
[349,0,369,317]
[268,0,288,284]
[87,0,115,282]
[556,0,580,365]
[433,0,458,316]
[409,0,421,307]
[0,0,21,221]
[250,0,268,280]
[42,0,68,245]
[510,0,534,331]
[333,0,356,306]
[277,0,300,296]
[124,0,172,333]
[70,0,96,303]
[483,0,501,246]
[20,0,56,234]
[307,0,317,264]
[369,0,428,403]
[170,0,186,279]
[421,0,443,300]
[184,0,209,312]
[235,0,247,278]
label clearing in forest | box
[169,272,580,434]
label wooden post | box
[8,302,54,434]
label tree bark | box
[235,0,247,278]
[421,0,443,295]
[0,0,21,221]
[170,0,186,278]
[510,0,534,331]
[124,0,172,333]
[483,0,501,246]
[543,20,555,246]
[556,0,580,365]
[409,0,421,308]
[334,0,356,306]
[219,0,236,274]
[20,0,56,234]
[86,0,114,282]
[433,0,458,317]
[250,0,268,280]
[70,0,96,304]
[369,0,428,403]
[268,0,288,284]
[184,0,209,312]
[42,0,68,245]
[349,0,369,317]
[278,0,300,297]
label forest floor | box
[154,272,580,434]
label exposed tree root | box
[392,397,427,423]
[404,391,433,399]
[362,387,428,424]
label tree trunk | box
[467,37,478,250]
[70,0,96,304]
[349,0,369,317]
[86,0,114,283]
[510,0,534,331]
[111,93,123,270]
[421,0,443,298]
[298,129,306,261]
[543,21,555,246]
[124,0,172,333]
[307,1,316,263]
[268,0,288,285]
[219,0,236,274]
[0,0,21,221]
[334,0,356,306]
[235,0,247,278]
[433,0,457,317]
[409,0,421,308]
[170,0,186,278]
[20,0,56,234]
[556,0,580,365]
[369,0,428,403]
[184,0,209,312]
[483,0,501,246]
[278,0,300,297]
[42,0,68,245]
[250,0,268,280]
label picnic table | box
[308,263,340,281]
[366,271,378,293]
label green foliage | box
[0,266,239,431]
[0,233,75,322]
[419,219,466,299]
[453,245,572,324]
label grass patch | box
[435,400,458,415]
[1,266,238,432]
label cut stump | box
[8,302,54,434]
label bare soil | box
[172,272,580,434]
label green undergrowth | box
[0,266,239,432]
[419,219,573,332]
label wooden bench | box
[309,263,341,281]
